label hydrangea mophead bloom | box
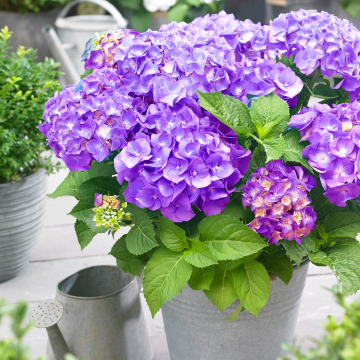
[242,160,317,244]
[39,11,307,222]
[39,9,360,222]
[289,101,360,207]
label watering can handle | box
[57,0,128,28]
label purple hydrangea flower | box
[242,160,316,245]
[289,101,360,206]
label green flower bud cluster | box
[93,202,131,232]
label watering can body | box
[42,0,127,85]
[45,266,153,360]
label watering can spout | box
[41,25,80,86]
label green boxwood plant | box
[0,27,62,183]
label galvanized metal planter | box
[162,261,309,360]
[46,265,153,360]
[0,169,47,283]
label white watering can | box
[42,0,128,85]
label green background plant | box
[342,0,360,19]
[0,27,62,183]
[0,298,79,359]
[280,285,360,360]
[0,0,71,12]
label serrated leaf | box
[219,251,261,270]
[197,91,254,133]
[322,212,360,238]
[177,209,205,240]
[77,176,120,203]
[280,236,317,267]
[263,137,285,162]
[282,128,313,173]
[232,260,271,317]
[221,192,245,219]
[110,235,146,277]
[159,217,189,252]
[74,220,101,250]
[126,211,158,255]
[198,215,268,261]
[47,161,116,199]
[258,253,293,285]
[312,84,338,99]
[250,93,290,140]
[143,248,193,317]
[188,265,215,290]
[47,172,77,199]
[310,239,360,296]
[183,239,218,268]
[204,267,237,312]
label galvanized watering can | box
[42,0,127,85]
[29,266,153,360]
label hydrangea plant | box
[43,10,360,319]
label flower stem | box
[308,67,321,91]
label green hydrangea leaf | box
[232,260,271,317]
[196,91,254,133]
[310,239,360,296]
[177,208,205,240]
[126,211,158,255]
[280,236,317,267]
[159,217,189,252]
[198,215,268,261]
[282,128,313,173]
[250,93,290,140]
[204,267,237,312]
[188,265,215,291]
[48,161,116,199]
[322,212,360,239]
[258,253,293,285]
[219,251,261,270]
[221,192,245,219]
[74,219,104,251]
[312,84,338,99]
[263,137,285,162]
[143,248,193,317]
[183,239,218,268]
[110,235,147,277]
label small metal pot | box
[0,169,47,283]
[162,260,309,360]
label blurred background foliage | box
[280,286,360,360]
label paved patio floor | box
[0,168,359,359]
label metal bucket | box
[46,265,153,360]
[55,0,128,75]
[0,169,47,283]
[162,261,310,360]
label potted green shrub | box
[0,0,72,61]
[0,26,61,283]
[41,9,360,360]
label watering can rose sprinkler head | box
[93,193,131,233]
[29,300,71,360]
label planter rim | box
[57,265,136,300]
[0,168,45,188]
